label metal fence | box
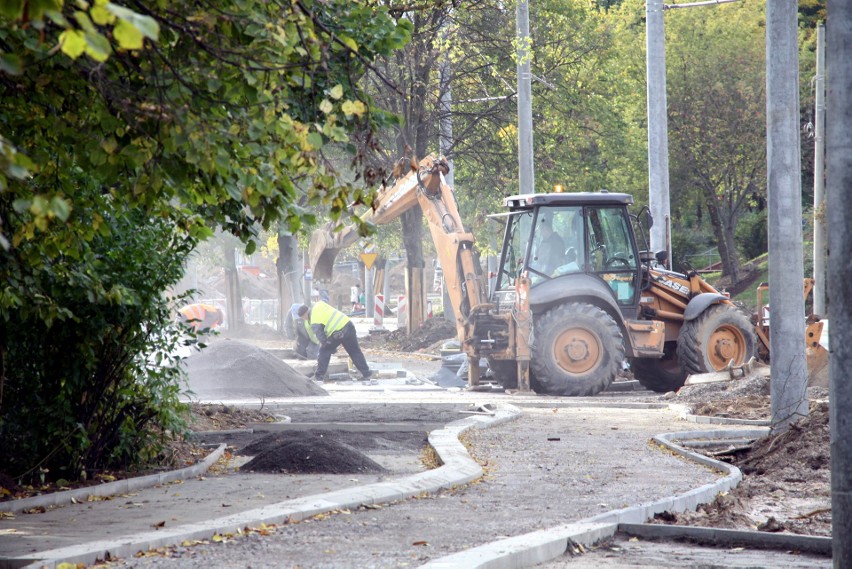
[198,298,279,330]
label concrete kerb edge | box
[420,426,775,569]
[14,404,523,569]
[667,403,772,426]
[0,444,227,516]
[619,523,832,556]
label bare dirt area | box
[658,376,832,538]
[360,317,456,353]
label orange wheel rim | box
[554,328,601,374]
[707,324,748,369]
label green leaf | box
[329,84,344,100]
[91,5,116,26]
[59,30,87,59]
[341,100,366,117]
[306,132,323,149]
[0,53,22,76]
[113,19,144,50]
[107,4,160,41]
[85,32,112,61]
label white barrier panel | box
[397,295,407,329]
[373,294,385,329]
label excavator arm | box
[308,155,489,348]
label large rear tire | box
[678,304,756,375]
[630,342,687,392]
[531,303,624,396]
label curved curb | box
[14,405,522,569]
[421,426,773,569]
[668,403,771,426]
[1,444,227,516]
[619,522,832,555]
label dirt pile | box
[362,317,456,353]
[182,339,328,400]
[237,432,387,474]
[658,379,832,537]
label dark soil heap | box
[237,432,386,474]
[362,317,456,352]
[183,339,328,400]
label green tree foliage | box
[0,181,196,482]
[662,0,767,282]
[1,0,410,484]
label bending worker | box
[294,307,320,359]
[297,302,372,381]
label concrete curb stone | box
[10,405,522,569]
[0,444,227,517]
[420,425,825,569]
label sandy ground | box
[1,324,833,568]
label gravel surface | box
[105,406,728,568]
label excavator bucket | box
[308,222,360,282]
[684,319,830,388]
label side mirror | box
[643,207,654,229]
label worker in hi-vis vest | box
[295,310,319,359]
[298,302,372,381]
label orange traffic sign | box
[360,252,378,269]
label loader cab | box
[494,191,641,309]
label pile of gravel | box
[182,339,328,400]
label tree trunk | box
[703,190,740,283]
[276,232,303,334]
[224,246,244,332]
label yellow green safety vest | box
[309,301,350,334]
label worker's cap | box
[297,304,310,317]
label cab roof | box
[503,191,634,210]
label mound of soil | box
[238,432,386,474]
[658,379,832,536]
[183,339,328,400]
[362,317,456,353]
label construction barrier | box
[373,294,385,329]
[397,294,408,329]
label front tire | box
[678,304,756,375]
[531,303,624,396]
[631,342,687,392]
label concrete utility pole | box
[766,0,808,432]
[645,0,671,261]
[826,2,852,562]
[812,24,827,316]
[516,0,534,194]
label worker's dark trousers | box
[315,321,370,378]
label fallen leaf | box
[152,521,166,529]
[412,540,429,546]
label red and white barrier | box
[373,294,385,329]
[397,295,407,328]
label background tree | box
[1,0,410,484]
